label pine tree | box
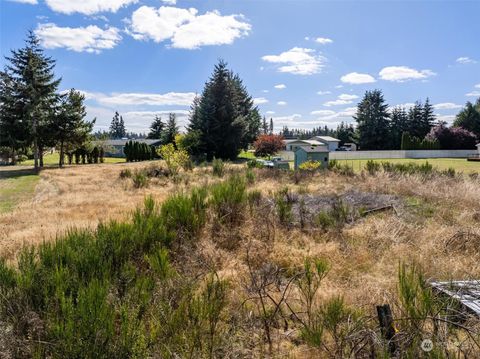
[269,118,274,135]
[406,99,434,140]
[4,31,61,169]
[453,100,480,138]
[161,113,178,145]
[262,116,268,134]
[390,107,409,149]
[0,71,29,164]
[110,111,126,139]
[421,98,436,137]
[187,60,261,160]
[53,89,94,167]
[354,90,391,150]
[147,115,164,139]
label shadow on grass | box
[0,167,38,179]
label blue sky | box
[1,0,479,133]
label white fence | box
[280,150,478,161]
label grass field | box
[335,157,480,173]
[0,168,39,213]
[22,152,125,166]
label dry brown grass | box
[2,162,480,356]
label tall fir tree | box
[269,118,274,135]
[0,71,29,164]
[187,60,260,160]
[110,111,126,139]
[262,116,268,134]
[54,89,94,167]
[4,31,61,169]
[354,90,391,150]
[453,100,480,138]
[161,113,178,145]
[389,106,409,149]
[147,115,164,139]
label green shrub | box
[209,175,246,226]
[247,159,261,169]
[315,198,352,231]
[132,170,148,188]
[212,158,225,177]
[365,160,381,175]
[160,188,208,240]
[119,168,132,179]
[275,187,294,225]
[299,160,321,171]
[245,168,255,184]
[247,189,262,213]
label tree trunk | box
[39,145,44,168]
[59,141,64,168]
[33,116,39,170]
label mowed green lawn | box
[336,158,480,173]
[22,152,125,166]
[0,168,39,213]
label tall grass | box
[209,175,246,226]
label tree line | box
[0,32,94,168]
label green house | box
[294,145,329,170]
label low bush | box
[245,168,255,184]
[212,158,225,177]
[209,175,246,226]
[275,187,294,225]
[299,160,322,171]
[365,160,381,175]
[119,168,132,179]
[132,170,148,188]
[247,159,264,169]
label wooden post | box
[376,304,396,355]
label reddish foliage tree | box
[253,134,285,157]
[426,123,477,149]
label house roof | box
[295,145,329,153]
[95,139,162,146]
[310,136,341,142]
[289,139,325,146]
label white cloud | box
[466,91,480,97]
[475,84,480,89]
[262,90,269,93]
[340,72,376,84]
[277,101,287,106]
[379,66,436,82]
[262,47,326,75]
[456,57,477,64]
[162,0,176,4]
[433,103,462,110]
[274,84,286,89]
[436,115,455,125]
[310,110,336,116]
[8,0,37,4]
[128,6,250,49]
[317,91,331,95]
[265,111,275,115]
[315,37,333,45]
[35,23,121,53]
[323,94,358,107]
[45,0,137,14]
[253,97,268,105]
[335,85,343,89]
[97,92,196,106]
[338,94,358,101]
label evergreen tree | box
[187,60,260,160]
[4,31,61,169]
[161,113,178,145]
[54,89,94,167]
[0,71,29,164]
[262,116,268,134]
[390,107,409,149]
[110,111,126,139]
[269,118,274,135]
[335,122,356,145]
[406,99,434,140]
[147,115,164,139]
[453,100,480,138]
[354,90,391,150]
